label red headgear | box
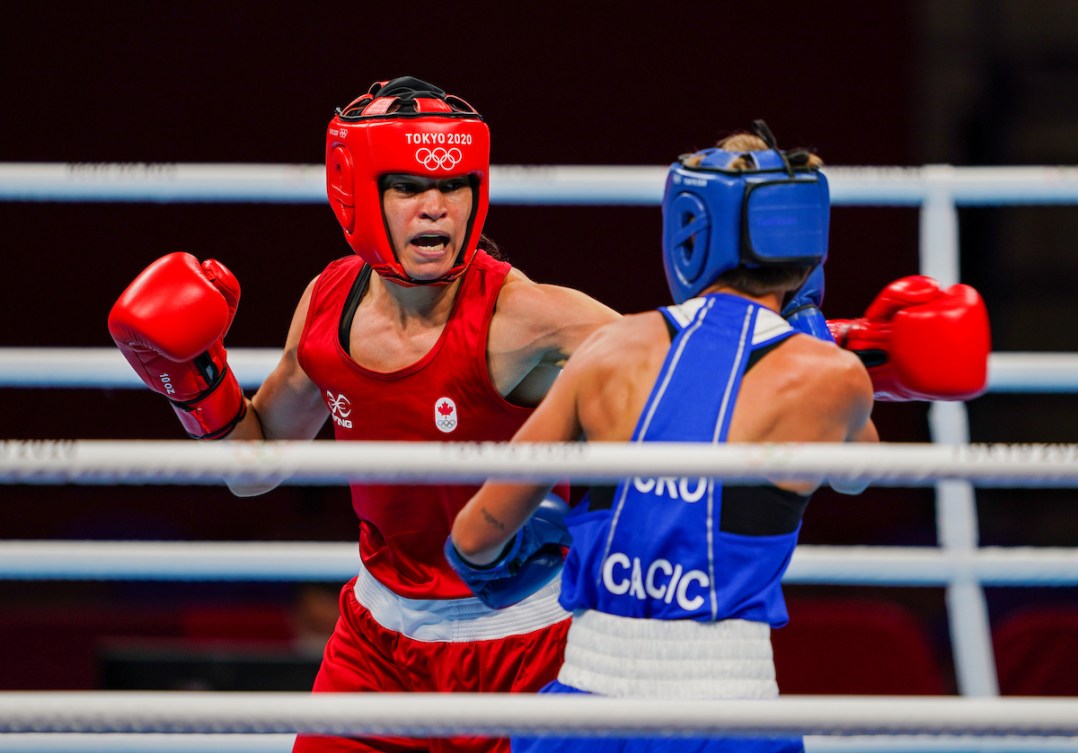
[325,77,491,285]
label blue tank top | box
[558,293,809,628]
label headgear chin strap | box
[325,76,491,286]
[661,122,829,304]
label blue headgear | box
[661,122,830,304]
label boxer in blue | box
[448,123,879,753]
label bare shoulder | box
[734,333,874,447]
[496,268,618,323]
[297,274,320,311]
[772,335,875,431]
[491,268,620,357]
[589,310,665,351]
[562,310,670,441]
[557,311,671,399]
[783,335,873,397]
[573,310,665,364]
[283,276,321,345]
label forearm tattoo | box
[480,507,506,531]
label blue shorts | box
[511,681,804,753]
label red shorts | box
[293,575,570,753]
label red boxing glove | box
[108,252,247,439]
[828,276,991,402]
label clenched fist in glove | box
[828,276,991,402]
[108,252,247,439]
[445,493,572,610]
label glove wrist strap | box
[170,366,247,440]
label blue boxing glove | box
[444,493,572,610]
[781,264,835,343]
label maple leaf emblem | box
[434,396,458,433]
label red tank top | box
[298,251,535,598]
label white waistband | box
[353,557,569,643]
[558,609,778,699]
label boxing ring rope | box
[2,163,1077,748]
[3,439,1078,487]
[2,738,1076,753]
[2,348,1076,391]
[1,163,1076,205]
[0,539,1075,585]
[3,696,1078,753]
[0,692,1077,737]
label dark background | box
[1,1,1075,695]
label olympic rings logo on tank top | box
[415,147,463,171]
[434,397,458,433]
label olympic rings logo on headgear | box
[325,76,491,286]
[415,147,463,171]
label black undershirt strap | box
[338,264,374,352]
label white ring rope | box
[0,540,1074,585]
[3,439,1078,487]
[3,163,1075,730]
[0,348,283,390]
[0,734,294,753]
[2,163,1077,205]
[1,735,1077,753]
[0,693,1076,738]
[2,348,1074,393]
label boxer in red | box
[108,83,990,753]
[110,76,619,753]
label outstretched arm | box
[488,275,620,405]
